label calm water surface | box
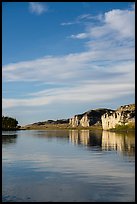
[2,130,135,202]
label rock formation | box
[69,104,135,130]
[69,114,84,127]
[69,108,113,127]
[101,104,135,130]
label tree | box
[2,116,18,130]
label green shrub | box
[111,123,135,131]
[2,116,18,130]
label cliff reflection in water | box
[69,130,102,147]
[102,131,135,156]
[69,130,135,156]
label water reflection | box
[2,130,135,202]
[69,130,102,147]
[2,129,135,156]
[2,134,18,145]
[102,131,135,156]
[69,130,135,156]
[32,130,69,138]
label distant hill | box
[21,119,70,130]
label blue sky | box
[2,2,135,125]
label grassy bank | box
[20,124,103,131]
[20,124,135,133]
[109,123,135,132]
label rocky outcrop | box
[101,104,135,130]
[69,104,135,130]
[69,108,113,127]
[69,114,84,127]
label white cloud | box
[77,14,92,20]
[70,7,135,40]
[77,13,103,21]
[3,44,134,83]
[2,80,134,109]
[2,97,51,109]
[70,33,88,39]
[61,13,102,26]
[61,22,75,26]
[2,7,135,115]
[2,58,135,109]
[29,2,48,15]
[104,9,135,39]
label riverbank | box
[19,123,102,130]
[19,123,135,132]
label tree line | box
[2,116,19,130]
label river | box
[2,129,135,202]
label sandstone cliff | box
[69,108,113,127]
[69,104,135,130]
[101,104,135,130]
